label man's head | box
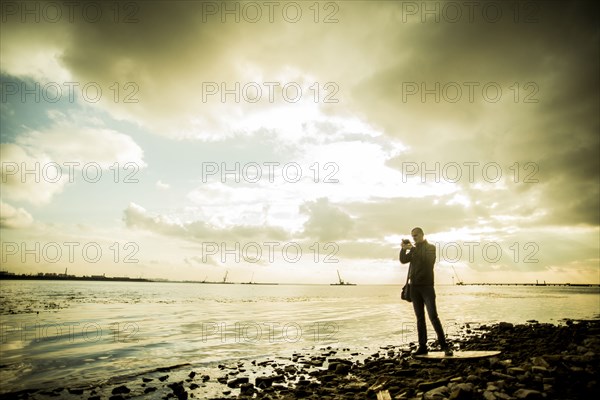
[411,227,425,244]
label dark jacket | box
[399,240,436,286]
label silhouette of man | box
[400,227,452,356]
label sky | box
[0,0,598,284]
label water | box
[0,280,598,394]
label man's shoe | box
[413,346,428,355]
[442,346,454,357]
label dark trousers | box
[411,285,447,348]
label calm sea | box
[0,281,598,393]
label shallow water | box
[0,281,598,393]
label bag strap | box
[405,263,411,285]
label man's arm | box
[399,248,412,264]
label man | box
[400,227,453,356]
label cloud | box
[300,198,354,241]
[0,110,146,205]
[0,19,72,82]
[123,202,290,243]
[344,1,600,229]
[0,2,397,141]
[0,201,33,229]
[14,111,146,168]
[156,180,170,191]
[0,143,68,205]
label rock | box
[142,377,153,383]
[513,388,543,399]
[341,381,368,392]
[284,365,297,374]
[144,387,157,394]
[239,382,254,395]
[507,367,526,375]
[309,357,325,366]
[328,358,353,366]
[482,391,497,400]
[530,356,549,368]
[111,385,130,395]
[492,372,515,380]
[449,383,474,400]
[543,355,562,363]
[255,375,284,389]
[494,393,512,400]
[335,363,351,375]
[188,371,196,379]
[158,375,169,382]
[168,381,188,399]
[68,388,84,395]
[296,378,310,386]
[531,366,548,375]
[319,374,337,383]
[424,385,449,400]
[227,376,249,388]
[294,388,310,397]
[419,378,450,392]
[498,322,514,330]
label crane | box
[451,266,464,285]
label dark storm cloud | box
[349,1,599,228]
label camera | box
[402,239,411,244]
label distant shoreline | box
[0,274,150,282]
[0,274,282,285]
[1,273,598,286]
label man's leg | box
[421,286,451,353]
[411,286,427,352]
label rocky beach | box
[3,319,599,400]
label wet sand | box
[3,319,599,399]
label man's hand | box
[401,241,413,250]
